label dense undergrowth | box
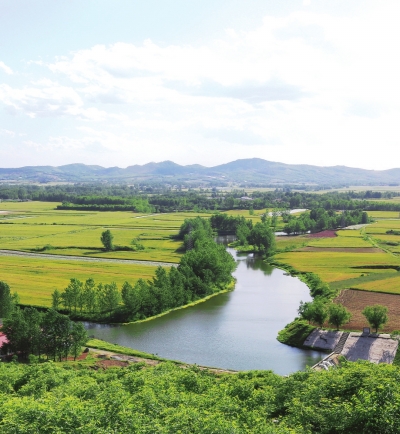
[0,360,400,433]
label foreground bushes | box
[0,360,400,432]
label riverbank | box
[86,339,238,374]
[117,279,236,325]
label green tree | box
[101,229,114,251]
[83,278,97,314]
[308,299,328,327]
[70,322,88,360]
[0,281,16,318]
[328,303,352,330]
[298,301,314,324]
[121,281,141,316]
[247,222,275,255]
[52,289,61,310]
[236,221,250,246]
[98,282,120,315]
[362,304,388,333]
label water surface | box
[86,239,322,374]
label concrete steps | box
[334,332,350,354]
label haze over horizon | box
[1,1,399,171]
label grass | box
[277,319,316,347]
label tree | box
[52,289,61,310]
[101,229,114,251]
[362,304,388,333]
[0,281,16,318]
[83,278,97,314]
[311,300,328,327]
[236,221,250,246]
[121,281,141,316]
[70,322,88,360]
[247,222,275,255]
[298,301,314,324]
[98,282,120,315]
[328,303,351,330]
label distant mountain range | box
[1,159,399,186]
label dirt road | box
[0,249,176,267]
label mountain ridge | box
[0,158,399,186]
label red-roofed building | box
[0,332,10,357]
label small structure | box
[0,332,10,358]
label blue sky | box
[1,0,399,169]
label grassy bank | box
[277,319,316,348]
[86,339,169,362]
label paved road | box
[0,249,176,267]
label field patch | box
[335,289,400,332]
[298,247,381,253]
[0,255,159,307]
[308,230,337,238]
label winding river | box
[86,236,323,374]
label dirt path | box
[87,347,237,374]
[0,249,176,267]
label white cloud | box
[0,61,12,75]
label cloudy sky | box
[1,0,399,170]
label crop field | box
[0,255,159,307]
[335,289,400,332]
[306,235,372,248]
[368,211,400,219]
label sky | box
[1,0,400,170]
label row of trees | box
[52,278,121,316]
[2,307,88,361]
[299,299,389,333]
[53,217,236,321]
[282,208,369,234]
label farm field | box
[276,213,400,294]
[1,202,287,308]
[334,289,400,332]
[0,255,159,307]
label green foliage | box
[2,307,88,361]
[130,237,145,251]
[362,304,389,333]
[277,318,316,347]
[0,281,17,318]
[302,272,334,299]
[328,303,352,330]
[100,229,114,251]
[0,351,400,431]
[247,222,276,256]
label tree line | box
[282,208,369,234]
[4,183,400,212]
[0,281,88,361]
[2,307,87,361]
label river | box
[86,236,323,374]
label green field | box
[275,214,400,294]
[0,255,159,306]
[2,203,272,308]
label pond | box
[86,237,323,374]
